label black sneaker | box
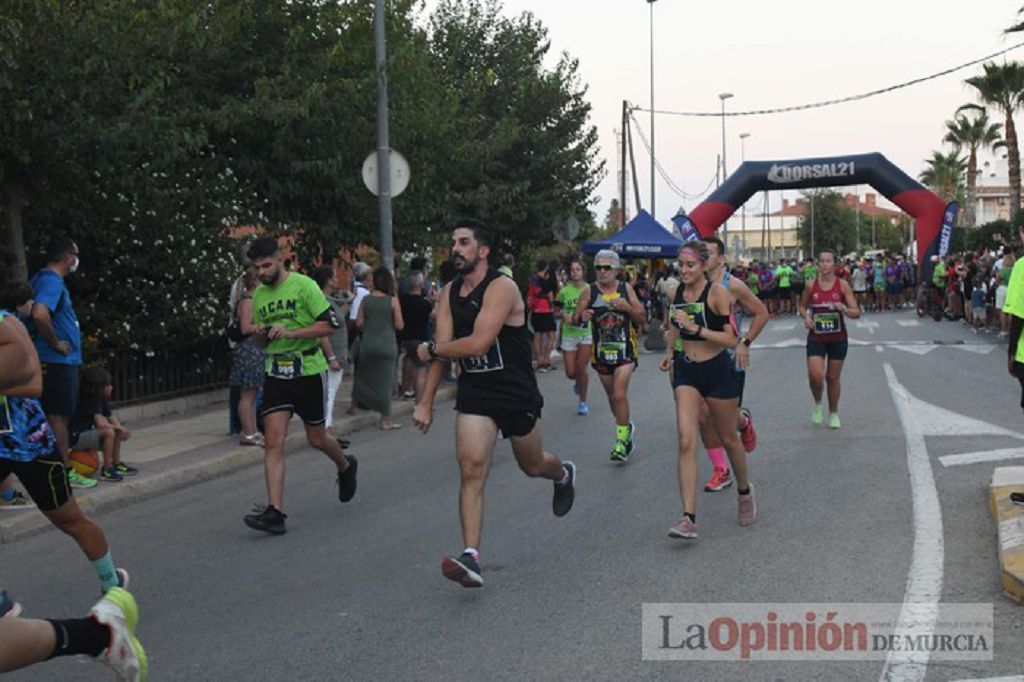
[114,462,139,476]
[552,461,576,517]
[337,455,358,502]
[441,552,483,588]
[99,466,124,482]
[244,504,287,535]
[1012,491,1024,506]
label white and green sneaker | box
[68,470,98,489]
[810,403,823,426]
[90,587,147,682]
[829,412,841,430]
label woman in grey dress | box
[352,267,404,429]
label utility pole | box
[621,101,629,226]
[648,0,658,219]
[374,0,393,269]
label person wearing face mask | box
[29,235,93,490]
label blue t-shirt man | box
[30,268,82,365]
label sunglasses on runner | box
[594,264,615,271]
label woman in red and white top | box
[797,249,861,429]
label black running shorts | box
[458,406,542,439]
[261,373,327,426]
[671,350,741,400]
[531,312,556,333]
[0,448,72,512]
[806,339,849,361]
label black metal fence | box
[85,337,230,407]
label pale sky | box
[419,1,1023,225]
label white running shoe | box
[90,587,147,682]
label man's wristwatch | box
[739,336,751,348]
[426,341,438,358]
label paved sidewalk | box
[0,372,457,543]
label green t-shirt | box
[932,261,946,287]
[775,265,793,288]
[1002,260,1024,363]
[557,283,590,338]
[802,265,818,282]
[252,273,331,378]
[746,273,759,295]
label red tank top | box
[807,278,847,342]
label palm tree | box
[1006,6,1024,33]
[965,62,1024,217]
[944,107,1002,227]
[919,150,966,203]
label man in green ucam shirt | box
[774,259,794,315]
[243,237,357,535]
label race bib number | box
[269,354,302,380]
[597,341,627,364]
[0,396,11,434]
[461,342,504,373]
[813,312,841,334]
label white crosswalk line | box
[897,319,922,327]
[893,345,934,355]
[939,447,1024,467]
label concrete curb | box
[989,466,1024,603]
[0,385,456,545]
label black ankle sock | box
[737,486,750,495]
[683,512,696,523]
[46,618,109,659]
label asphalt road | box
[4,310,1023,681]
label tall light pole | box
[647,0,658,218]
[719,92,734,240]
[374,0,393,269]
[739,132,750,247]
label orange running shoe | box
[704,466,733,492]
[739,407,757,453]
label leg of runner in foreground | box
[660,241,755,539]
[414,220,575,588]
[0,587,146,681]
[574,250,646,462]
[0,294,129,594]
[798,250,860,429]
[242,238,356,535]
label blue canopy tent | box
[581,209,683,258]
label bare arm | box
[356,300,366,330]
[432,278,518,359]
[413,284,454,430]
[392,296,404,332]
[573,285,592,324]
[729,277,768,342]
[798,280,815,330]
[238,298,257,336]
[0,316,42,397]
[621,284,647,325]
[837,280,861,319]
[30,304,65,354]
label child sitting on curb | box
[69,368,137,482]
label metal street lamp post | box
[647,0,658,218]
[719,92,734,240]
[374,0,393,269]
[739,132,750,249]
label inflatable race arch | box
[676,153,952,282]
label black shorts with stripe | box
[261,373,327,426]
[0,448,72,511]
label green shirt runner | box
[557,283,590,338]
[1002,259,1024,363]
[252,272,331,377]
[775,265,793,288]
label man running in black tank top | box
[414,219,577,588]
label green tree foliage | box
[965,62,1024,217]
[0,0,604,348]
[945,106,1002,228]
[797,190,855,256]
[918,150,966,203]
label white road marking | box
[897,320,922,327]
[848,337,872,346]
[773,322,797,331]
[957,344,998,354]
[856,319,879,334]
[875,345,884,353]
[880,365,943,682]
[940,447,1024,467]
[768,338,806,348]
[893,345,934,356]
[950,676,1024,682]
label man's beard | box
[453,254,477,274]
[259,267,283,285]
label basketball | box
[69,449,99,477]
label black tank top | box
[672,280,730,342]
[450,268,542,413]
[588,282,638,365]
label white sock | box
[463,547,479,559]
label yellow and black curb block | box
[990,466,1024,603]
